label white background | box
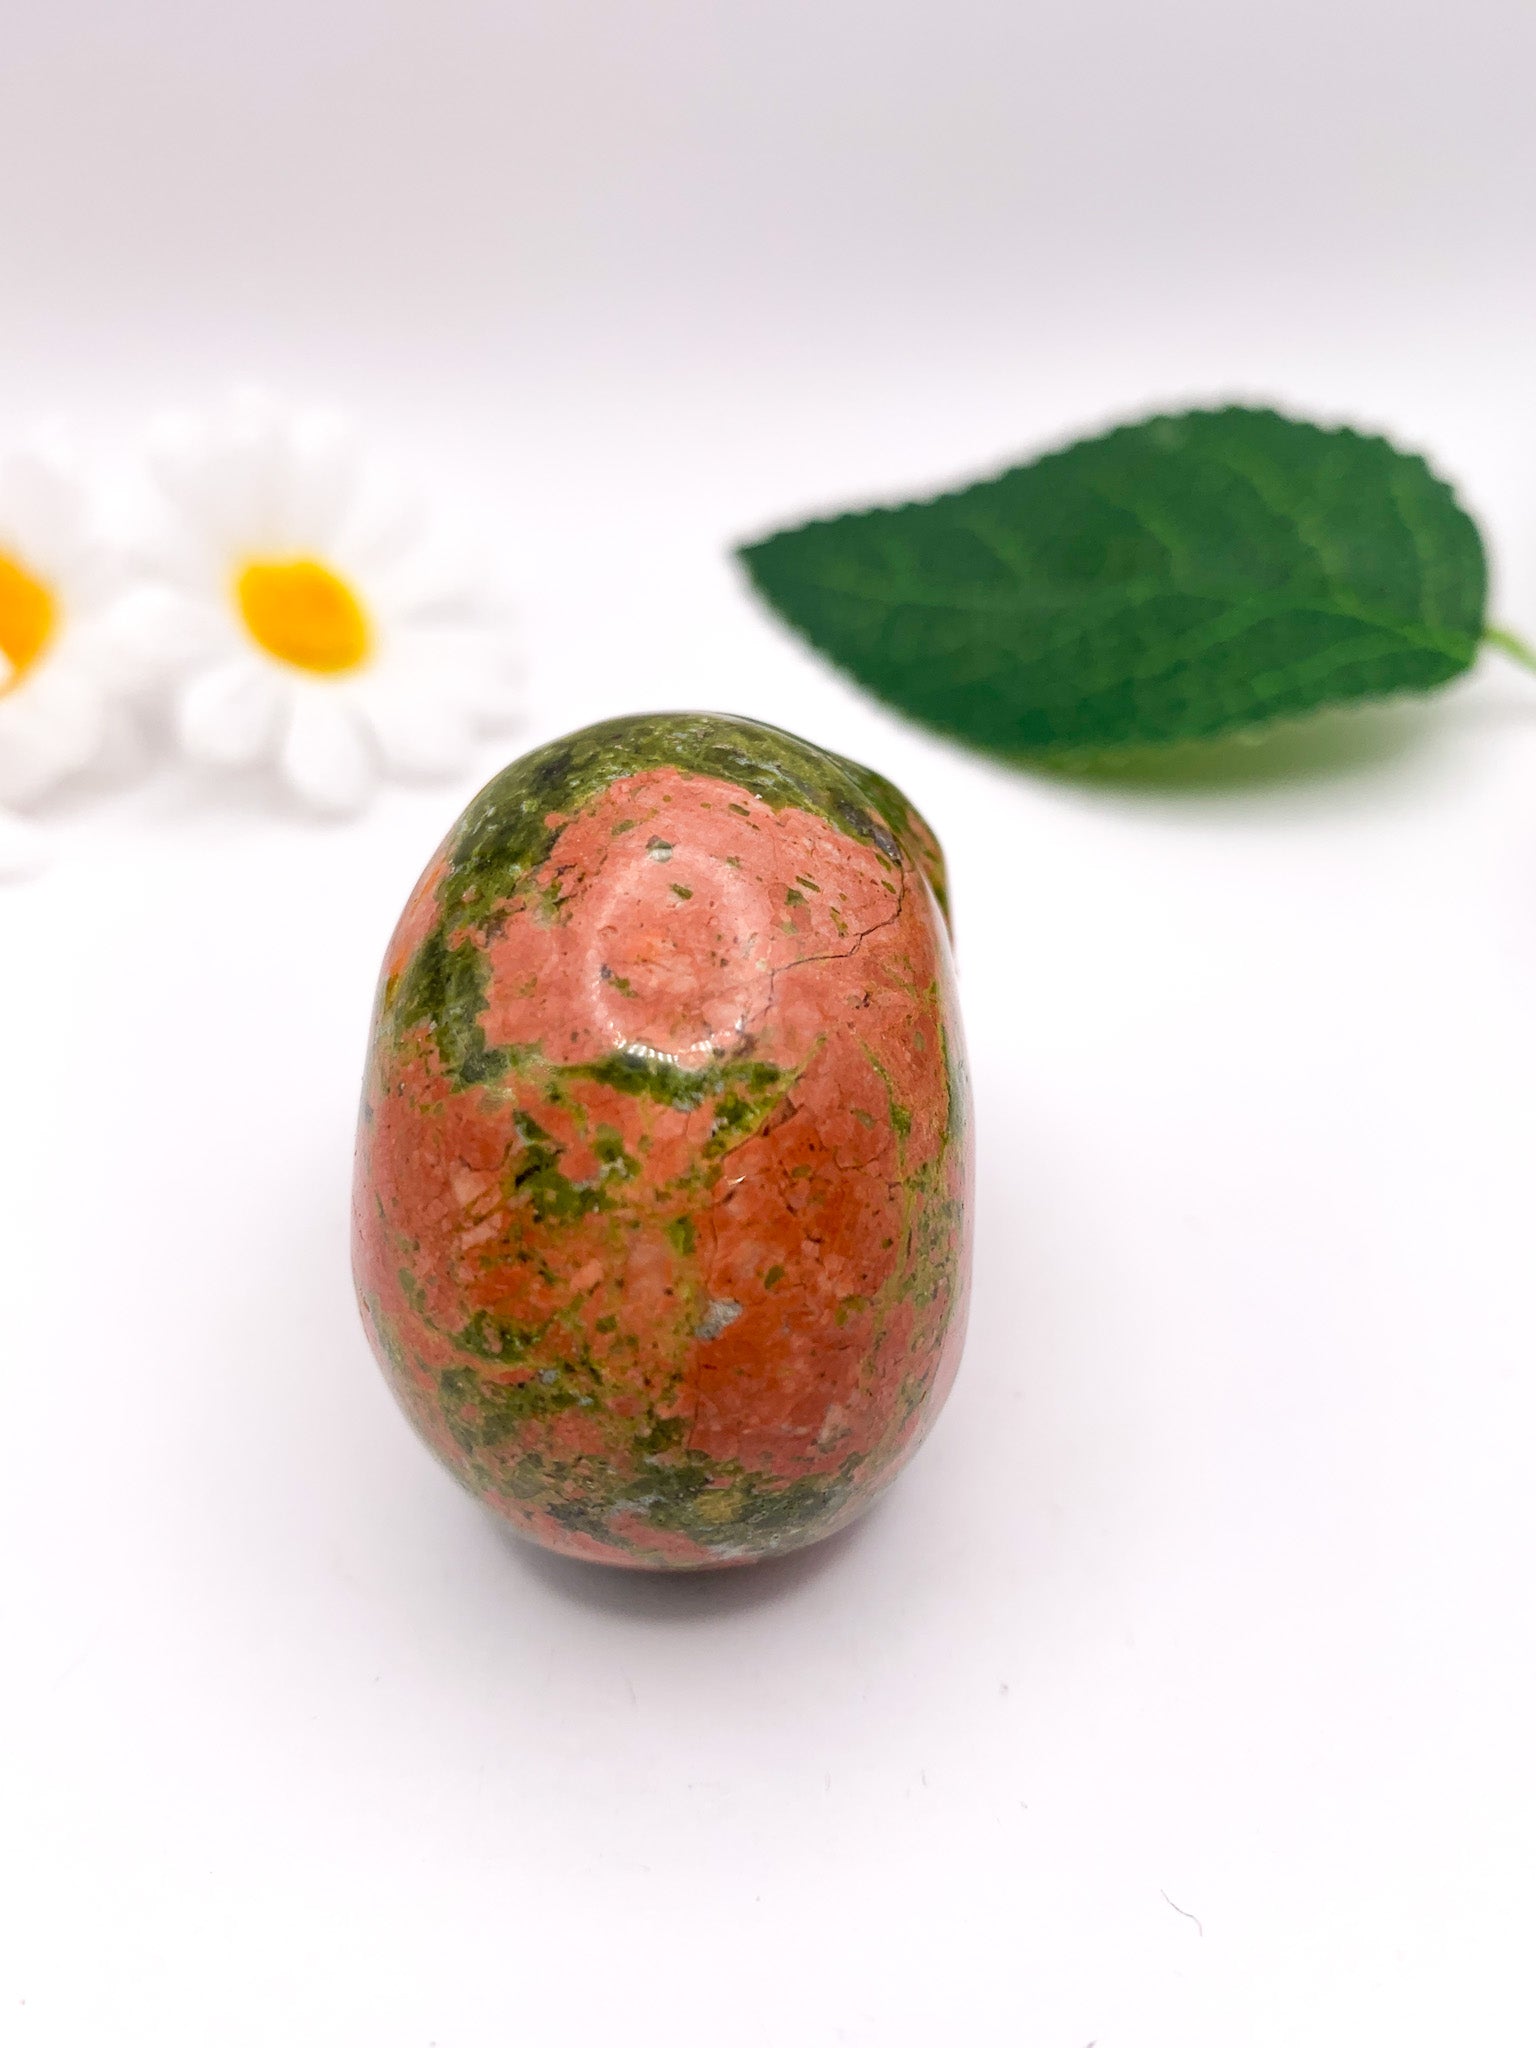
[3,4,1536,2042]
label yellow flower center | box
[0,551,57,697]
[235,558,371,676]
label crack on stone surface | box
[765,866,907,1013]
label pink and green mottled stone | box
[352,712,973,1568]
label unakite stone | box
[352,713,972,1568]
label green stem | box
[1486,624,1536,673]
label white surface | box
[4,5,1536,2044]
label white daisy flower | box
[134,391,521,816]
[0,436,150,876]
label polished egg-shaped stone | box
[352,712,972,1567]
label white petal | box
[0,658,105,804]
[355,678,475,778]
[277,409,363,551]
[0,807,49,880]
[108,585,241,692]
[204,436,287,557]
[148,391,369,562]
[124,507,230,594]
[64,597,189,702]
[48,542,123,616]
[148,401,288,558]
[145,410,225,517]
[85,699,158,789]
[0,443,89,581]
[149,389,279,486]
[331,476,427,577]
[278,690,377,815]
[175,657,282,767]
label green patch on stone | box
[653,1467,854,1552]
[893,1155,964,1318]
[508,1111,612,1227]
[939,1012,969,1152]
[451,1310,546,1364]
[543,1445,855,1560]
[534,877,567,923]
[570,1044,794,1141]
[706,1083,782,1152]
[436,1357,596,1452]
[391,924,505,1086]
[633,1413,691,1458]
[864,1048,912,1146]
[592,1124,640,1180]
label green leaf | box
[737,406,1489,757]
